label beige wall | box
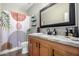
[0,4,2,8]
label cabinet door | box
[39,44,52,56]
[54,49,68,56]
[28,38,33,56]
[32,40,39,56]
[54,50,65,56]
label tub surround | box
[0,42,28,56]
[0,47,22,55]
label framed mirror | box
[40,3,75,28]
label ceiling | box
[0,3,34,14]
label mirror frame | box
[40,3,75,28]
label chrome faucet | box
[47,28,52,35]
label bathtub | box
[0,41,28,56]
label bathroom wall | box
[27,3,49,33]
[1,3,33,15]
[27,3,79,35]
[0,5,1,9]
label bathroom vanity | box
[28,33,79,56]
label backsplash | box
[40,26,76,35]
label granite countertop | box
[29,33,79,47]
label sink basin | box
[66,36,79,41]
[48,35,68,40]
[46,35,79,45]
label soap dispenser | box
[74,27,79,37]
[37,27,40,33]
[52,28,57,35]
[68,29,74,37]
[65,28,68,36]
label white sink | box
[50,35,79,45]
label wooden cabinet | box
[54,49,68,56]
[39,41,53,56]
[53,49,78,56]
[32,39,39,56]
[28,37,39,56]
[39,44,52,56]
[28,36,79,56]
[28,37,33,56]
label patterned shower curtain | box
[0,10,31,51]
